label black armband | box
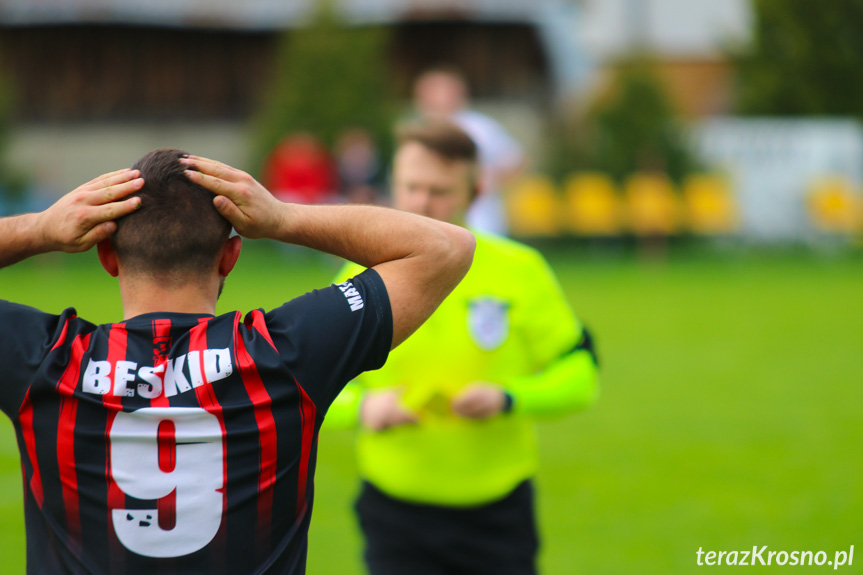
[571,326,599,367]
[502,391,515,413]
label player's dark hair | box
[112,148,231,283]
[395,121,479,197]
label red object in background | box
[263,134,338,204]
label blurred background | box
[0,0,860,573]
[1,0,863,246]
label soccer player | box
[326,122,599,575]
[0,148,474,574]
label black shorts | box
[355,480,539,575]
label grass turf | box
[1,243,860,574]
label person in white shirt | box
[413,67,525,236]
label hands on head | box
[181,155,287,240]
[38,169,144,254]
[36,155,280,258]
[16,152,474,354]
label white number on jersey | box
[109,407,223,557]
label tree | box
[558,62,698,185]
[250,0,393,176]
[735,0,863,119]
[0,43,25,214]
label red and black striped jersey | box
[0,269,392,575]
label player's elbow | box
[448,226,476,282]
[427,224,475,290]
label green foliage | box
[0,41,30,212]
[558,63,699,185]
[0,42,10,144]
[736,0,863,119]
[0,70,10,156]
[0,41,19,206]
[250,1,394,176]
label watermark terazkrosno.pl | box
[696,546,854,569]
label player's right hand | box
[38,168,143,253]
[181,155,287,240]
[360,390,419,432]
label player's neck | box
[118,274,219,319]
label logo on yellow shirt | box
[467,297,509,351]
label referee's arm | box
[185,156,476,350]
[503,256,599,418]
[503,333,599,418]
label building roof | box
[0,0,587,99]
[1,0,752,101]
[0,0,572,29]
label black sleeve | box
[0,302,80,419]
[263,269,392,410]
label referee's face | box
[392,141,473,225]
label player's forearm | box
[505,351,599,419]
[273,203,473,271]
[184,156,474,289]
[0,213,48,269]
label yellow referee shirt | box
[325,231,599,506]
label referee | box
[0,149,474,574]
[327,122,600,575]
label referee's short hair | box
[112,148,231,284]
[395,121,479,197]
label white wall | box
[577,0,753,60]
[695,118,863,242]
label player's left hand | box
[38,169,143,253]
[451,383,507,420]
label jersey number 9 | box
[109,407,223,558]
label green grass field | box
[1,243,861,574]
